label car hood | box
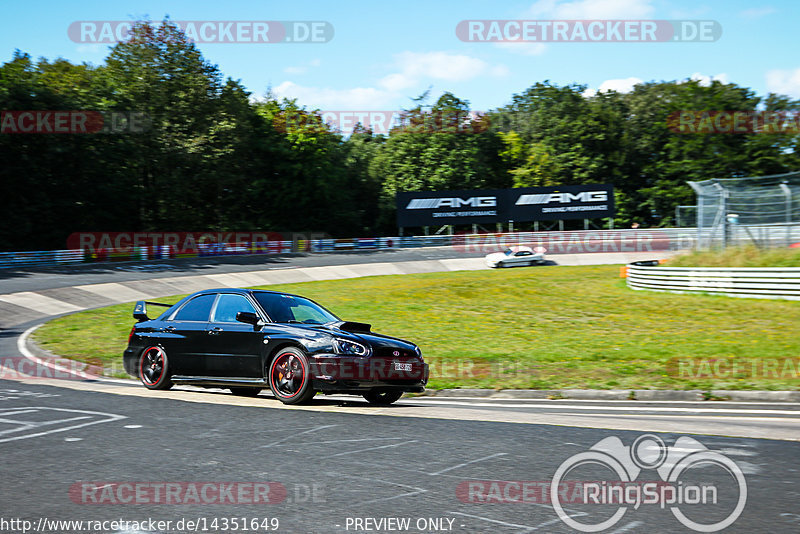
[289,322,417,350]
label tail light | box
[128,326,136,344]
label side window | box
[213,294,258,323]
[172,294,216,322]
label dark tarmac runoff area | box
[0,374,797,533]
[0,249,796,533]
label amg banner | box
[509,184,614,222]
[396,189,506,227]
[396,185,614,227]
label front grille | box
[373,347,418,359]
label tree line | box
[1,21,798,251]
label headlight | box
[334,338,369,356]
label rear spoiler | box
[133,300,173,322]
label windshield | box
[504,248,514,256]
[253,292,339,324]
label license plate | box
[394,362,412,372]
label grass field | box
[665,245,800,267]
[33,264,800,391]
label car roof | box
[192,288,302,298]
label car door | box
[159,293,217,376]
[205,293,266,378]
[513,250,532,265]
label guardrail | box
[626,264,800,300]
[0,228,699,270]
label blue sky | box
[2,0,799,114]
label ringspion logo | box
[551,434,746,532]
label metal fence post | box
[780,182,792,247]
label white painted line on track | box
[430,452,508,476]
[0,407,125,444]
[17,325,134,385]
[402,398,800,415]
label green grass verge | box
[665,245,800,267]
[33,265,800,390]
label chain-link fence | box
[674,205,698,228]
[688,171,800,249]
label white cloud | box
[766,68,800,98]
[740,7,776,19]
[377,51,507,91]
[283,66,307,75]
[688,72,729,86]
[529,0,654,19]
[582,76,643,97]
[493,42,548,56]
[271,81,397,109]
[283,59,322,75]
[271,52,505,111]
[76,44,103,53]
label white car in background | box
[485,246,546,268]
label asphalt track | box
[1,248,799,533]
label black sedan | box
[123,288,428,405]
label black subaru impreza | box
[123,288,428,405]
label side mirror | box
[236,311,261,325]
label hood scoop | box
[337,321,372,333]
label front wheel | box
[139,346,173,390]
[363,389,404,405]
[268,348,315,404]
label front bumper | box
[309,354,429,392]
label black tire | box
[268,347,315,405]
[497,261,505,268]
[363,389,404,405]
[138,346,173,390]
[229,387,262,397]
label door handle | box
[208,327,223,335]
[164,326,176,332]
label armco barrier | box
[626,264,800,300]
[0,229,699,270]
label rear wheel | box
[138,346,173,390]
[229,387,262,397]
[363,389,404,405]
[268,348,315,405]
